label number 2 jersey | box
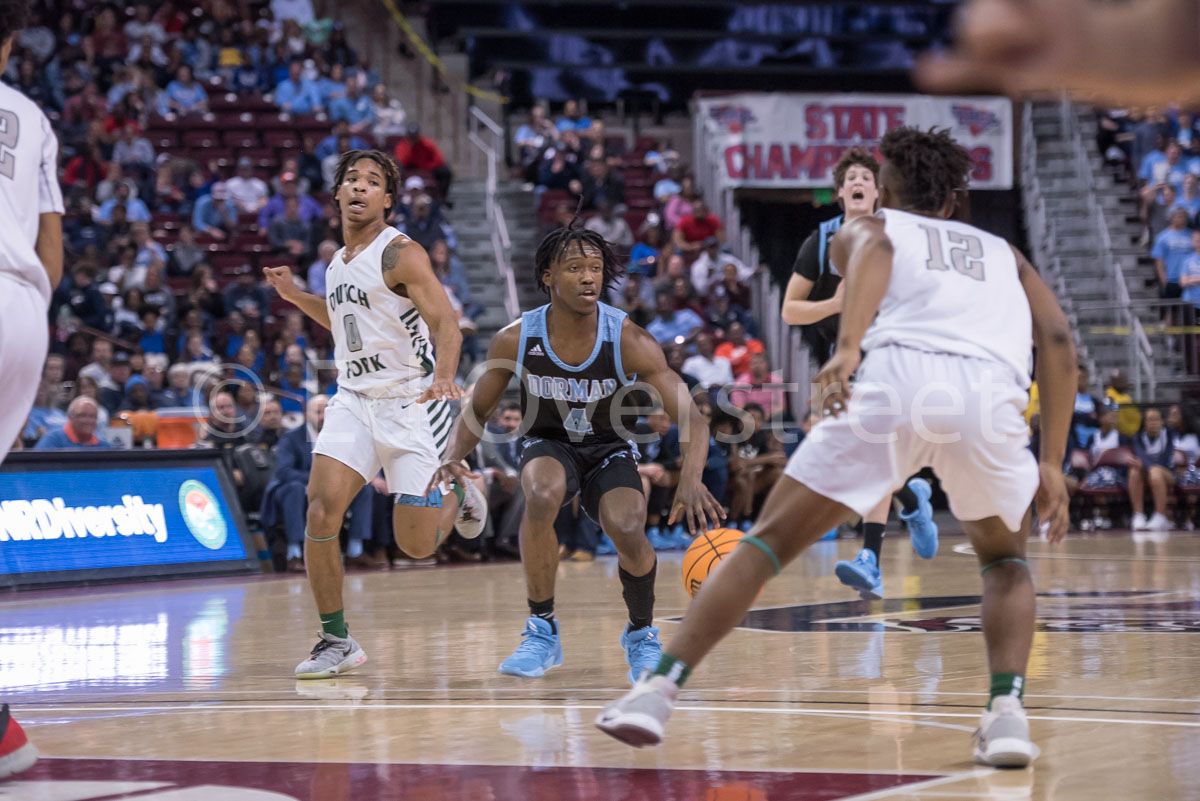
[0,82,64,305]
[325,226,434,395]
[517,302,637,447]
[861,208,1033,387]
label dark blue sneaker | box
[902,478,939,559]
[498,617,563,678]
[595,533,617,555]
[621,624,663,685]
[835,549,884,600]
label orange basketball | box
[681,527,745,598]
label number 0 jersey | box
[325,226,434,395]
[862,208,1033,387]
[517,302,637,447]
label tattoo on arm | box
[380,237,410,277]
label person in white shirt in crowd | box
[78,339,117,393]
[271,0,315,26]
[584,201,634,250]
[690,236,753,296]
[123,3,166,46]
[225,157,270,214]
[369,83,406,139]
[681,331,734,390]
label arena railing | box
[468,105,520,320]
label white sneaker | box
[595,673,678,747]
[1132,512,1148,530]
[973,696,1036,768]
[453,478,488,540]
[294,631,367,679]
[1146,513,1172,531]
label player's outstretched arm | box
[263,265,332,330]
[621,321,725,533]
[427,323,519,494]
[1016,246,1076,543]
[781,273,842,326]
[816,217,893,417]
[380,235,463,402]
[915,0,1200,107]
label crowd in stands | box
[6,0,488,568]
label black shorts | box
[520,437,643,523]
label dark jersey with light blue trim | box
[517,302,636,447]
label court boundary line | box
[20,702,1200,727]
[837,769,994,801]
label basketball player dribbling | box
[783,146,939,599]
[264,149,487,679]
[0,0,63,778]
[429,223,724,683]
[597,127,1075,768]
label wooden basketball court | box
[5,526,1198,800]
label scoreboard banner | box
[0,450,259,589]
[696,93,1014,190]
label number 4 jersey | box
[861,208,1034,387]
[325,227,435,394]
[0,82,64,305]
[517,303,638,447]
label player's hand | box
[425,460,480,496]
[263,265,299,301]
[417,378,462,403]
[668,476,726,535]
[814,349,860,419]
[1036,461,1070,544]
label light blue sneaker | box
[835,549,884,600]
[498,617,563,678]
[621,624,663,685]
[646,526,674,551]
[667,524,693,550]
[902,478,939,559]
[595,533,617,555]
[738,519,754,533]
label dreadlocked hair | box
[0,0,30,45]
[534,212,624,296]
[332,149,400,213]
[878,127,972,214]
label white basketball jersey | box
[325,227,435,394]
[861,208,1033,386]
[0,83,64,305]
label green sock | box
[449,481,466,507]
[320,610,348,639]
[989,672,1024,709]
[652,654,692,687]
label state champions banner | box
[697,93,1013,190]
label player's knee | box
[305,495,337,535]
[524,483,565,519]
[605,509,646,545]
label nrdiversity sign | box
[697,93,1014,190]
[0,465,247,577]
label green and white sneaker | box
[454,479,487,540]
[295,631,367,679]
[594,672,678,747]
[973,696,1037,768]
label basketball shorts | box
[520,437,642,523]
[314,387,453,496]
[0,274,49,464]
[785,345,1038,533]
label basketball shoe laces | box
[309,635,345,658]
[513,623,556,657]
[624,630,659,673]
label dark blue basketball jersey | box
[517,302,637,447]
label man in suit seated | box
[260,395,381,572]
[475,400,524,558]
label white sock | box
[287,544,302,560]
[346,538,364,558]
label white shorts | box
[0,274,49,463]
[313,388,453,496]
[785,345,1037,532]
